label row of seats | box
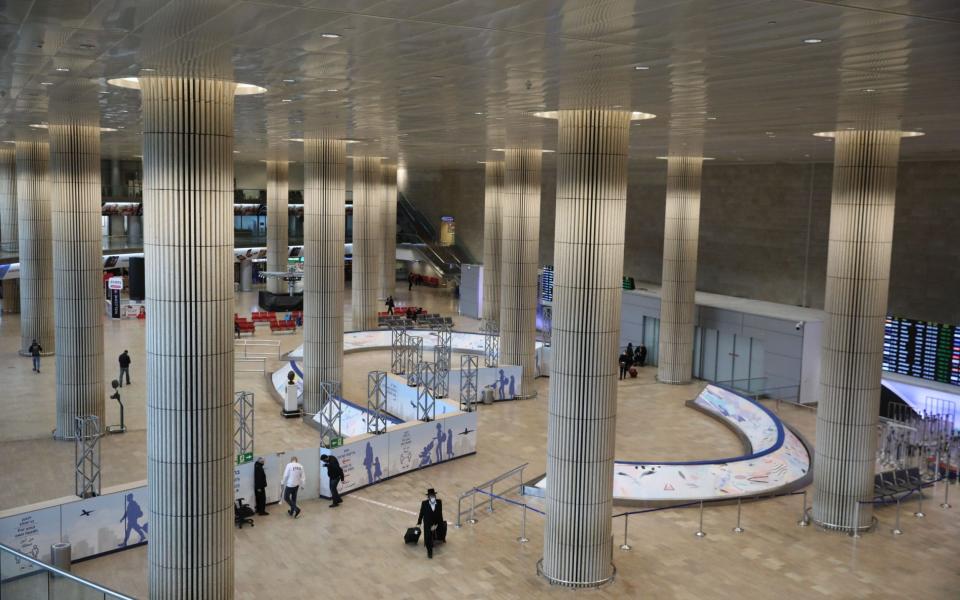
[236,311,302,336]
[874,467,925,500]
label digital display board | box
[882,316,959,386]
[540,266,554,303]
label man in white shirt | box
[281,456,305,518]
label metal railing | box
[713,377,813,412]
[0,543,135,599]
[455,463,528,527]
[235,357,266,374]
[234,339,281,360]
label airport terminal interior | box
[0,1,959,599]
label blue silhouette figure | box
[509,375,516,399]
[363,441,375,484]
[419,441,435,467]
[434,423,445,463]
[373,457,383,482]
[497,369,508,399]
[119,493,148,546]
[446,428,454,459]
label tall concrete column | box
[812,128,906,531]
[380,163,397,298]
[303,138,346,415]
[0,147,16,252]
[481,160,504,322]
[541,110,630,587]
[49,116,105,439]
[657,156,704,384]
[351,156,382,330]
[500,148,541,395]
[127,215,142,245]
[16,138,54,356]
[266,160,289,293]
[140,76,235,599]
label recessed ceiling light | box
[706,116,717,120]
[320,33,341,39]
[803,38,823,44]
[55,67,69,72]
[633,65,650,71]
[40,82,54,86]
[233,150,240,154]
[281,98,293,103]
[862,88,876,93]
[282,79,296,83]
[325,89,339,93]
[474,112,484,115]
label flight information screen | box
[882,317,960,386]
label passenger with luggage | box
[415,488,446,559]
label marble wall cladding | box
[380,163,397,298]
[481,160,504,323]
[352,156,383,330]
[15,139,54,356]
[266,160,289,293]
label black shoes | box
[294,508,301,518]
[257,511,269,516]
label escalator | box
[396,191,475,279]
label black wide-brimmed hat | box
[426,488,437,496]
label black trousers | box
[283,485,299,513]
[619,365,628,379]
[330,476,342,503]
[255,488,266,514]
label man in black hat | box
[253,457,269,516]
[321,454,344,507]
[416,488,445,559]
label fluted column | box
[49,118,104,439]
[500,148,541,394]
[303,138,346,416]
[813,129,903,531]
[379,163,397,298]
[266,160,289,293]
[0,148,16,252]
[141,77,235,599]
[16,139,54,356]
[351,156,382,330]
[481,160,504,322]
[541,110,630,586]
[657,156,703,384]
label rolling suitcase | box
[404,527,421,544]
[434,521,447,543]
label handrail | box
[235,357,266,374]
[455,463,528,526]
[0,543,135,599]
[234,339,281,359]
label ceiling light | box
[706,116,717,120]
[282,79,296,83]
[634,65,650,70]
[430,75,445,79]
[474,112,484,115]
[813,130,925,138]
[325,89,340,93]
[55,67,70,72]
[40,82,54,86]
[803,38,823,44]
[233,150,240,154]
[532,110,655,121]
[107,77,267,95]
[862,88,876,93]
[320,33,341,39]
[281,98,293,103]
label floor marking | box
[352,494,418,516]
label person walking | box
[385,295,395,315]
[254,457,269,516]
[416,488,445,559]
[638,344,647,367]
[321,454,344,507]
[618,351,630,380]
[118,350,132,387]
[28,339,43,373]
[407,272,414,291]
[281,456,305,518]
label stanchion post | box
[914,489,925,518]
[695,500,707,538]
[467,492,478,525]
[797,490,809,527]
[892,497,903,535]
[851,501,862,538]
[941,474,952,509]
[517,505,529,543]
[733,497,744,534]
[619,515,632,551]
[488,484,495,512]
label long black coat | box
[417,499,444,529]
[254,462,267,489]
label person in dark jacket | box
[416,488,445,559]
[618,351,630,380]
[385,295,395,315]
[321,454,345,507]
[253,457,268,515]
[638,344,647,367]
[118,350,132,387]
[28,339,43,373]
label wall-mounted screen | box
[882,316,959,386]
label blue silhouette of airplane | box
[80,509,94,517]
[458,427,475,436]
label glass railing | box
[1,543,134,599]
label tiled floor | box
[2,285,958,599]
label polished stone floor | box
[1,285,957,599]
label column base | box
[536,558,615,588]
[811,515,877,535]
[655,375,692,385]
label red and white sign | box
[108,276,124,290]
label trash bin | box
[50,543,71,572]
[482,388,495,405]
